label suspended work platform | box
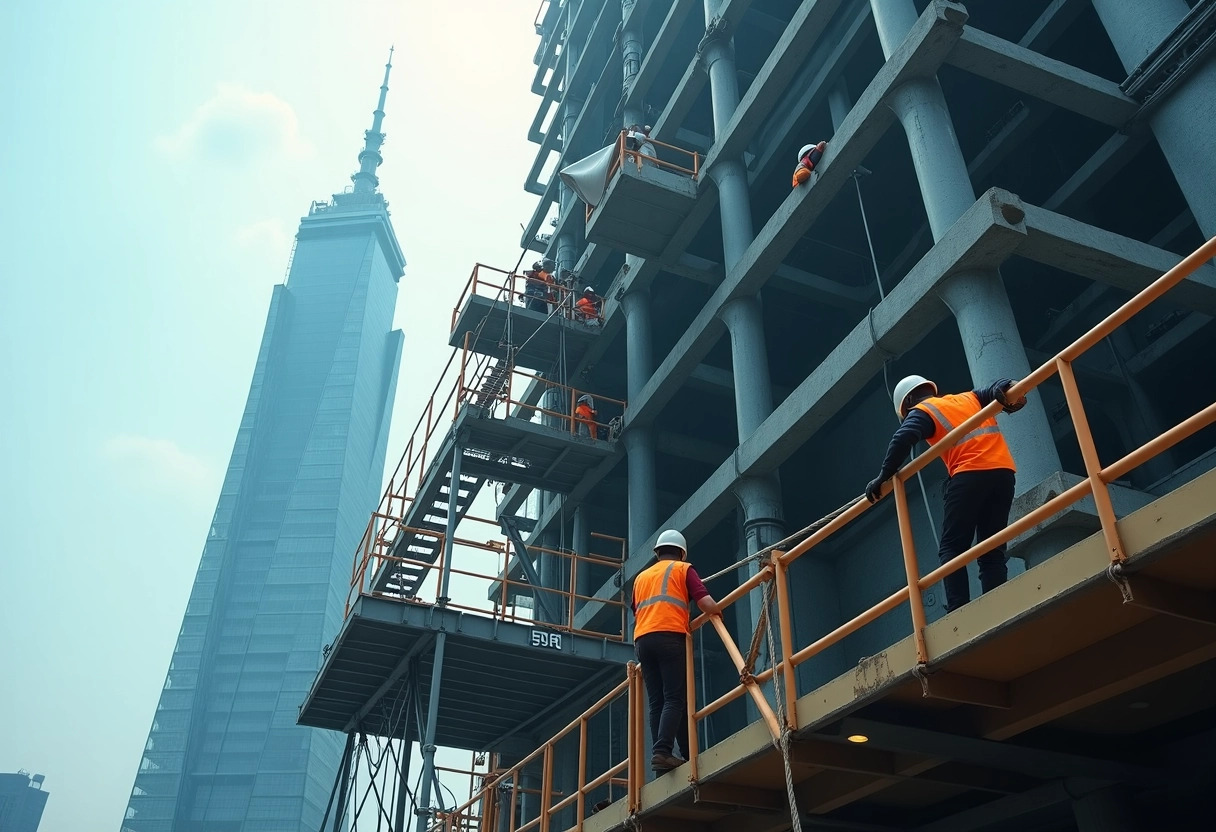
[582,135,700,259]
[298,597,633,750]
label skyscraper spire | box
[351,46,394,193]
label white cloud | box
[102,435,217,496]
[155,84,313,165]
[235,218,293,260]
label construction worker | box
[522,259,555,313]
[574,394,597,438]
[792,140,827,187]
[631,529,721,772]
[865,375,1028,613]
[625,124,656,170]
[575,286,601,324]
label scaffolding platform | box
[450,294,602,370]
[583,467,1216,832]
[298,596,635,750]
[584,156,699,259]
[453,404,615,491]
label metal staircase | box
[379,462,481,599]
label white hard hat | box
[578,393,593,404]
[654,529,688,558]
[583,286,595,293]
[797,143,816,161]
[892,375,937,419]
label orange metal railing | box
[345,262,627,623]
[423,236,1216,832]
[450,263,606,333]
[586,130,701,222]
[347,511,628,639]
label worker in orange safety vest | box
[574,394,597,438]
[575,286,601,324]
[523,259,555,313]
[631,529,721,773]
[791,140,827,187]
[865,375,1028,612]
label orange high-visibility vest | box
[913,392,1016,477]
[633,560,692,637]
[576,297,598,317]
[575,403,595,424]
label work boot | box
[651,752,685,772]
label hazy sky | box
[0,1,552,827]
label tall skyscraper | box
[121,53,405,831]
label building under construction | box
[299,1,1216,830]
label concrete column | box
[701,0,786,554]
[1091,0,1216,237]
[573,504,592,603]
[871,0,1062,491]
[621,291,659,548]
[718,296,774,439]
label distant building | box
[0,772,49,832]
[119,53,406,831]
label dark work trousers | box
[938,468,1016,612]
[634,631,689,758]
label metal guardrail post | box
[685,632,700,783]
[893,478,931,665]
[772,558,799,731]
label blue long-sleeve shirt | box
[878,379,1013,479]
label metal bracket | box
[1106,562,1135,603]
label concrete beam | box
[1125,312,1211,375]
[1020,0,1089,52]
[1043,131,1151,212]
[1017,204,1216,316]
[949,27,1139,127]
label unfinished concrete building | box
[300,1,1216,830]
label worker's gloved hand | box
[865,476,887,504]
[996,381,1027,413]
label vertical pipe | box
[414,630,447,832]
[1057,359,1126,562]
[394,676,417,832]
[893,478,930,665]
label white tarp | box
[559,144,617,209]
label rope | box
[761,577,803,832]
[701,495,865,584]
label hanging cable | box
[852,171,941,547]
